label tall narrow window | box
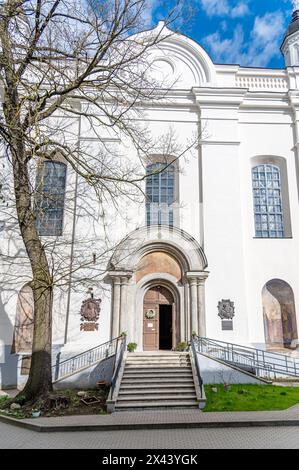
[146,163,175,226]
[252,164,284,238]
[35,161,67,236]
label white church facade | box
[2,8,299,389]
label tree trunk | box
[21,283,53,401]
[1,14,54,401]
[11,133,53,402]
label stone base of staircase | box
[114,352,204,412]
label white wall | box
[2,29,299,387]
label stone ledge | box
[1,412,299,433]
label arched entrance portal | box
[262,279,298,350]
[143,286,175,351]
[107,225,209,351]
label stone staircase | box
[115,352,199,411]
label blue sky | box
[150,0,294,68]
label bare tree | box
[0,0,196,405]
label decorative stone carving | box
[217,299,235,320]
[80,294,101,331]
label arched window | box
[146,163,175,226]
[252,164,284,238]
[35,161,67,236]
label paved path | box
[1,405,299,432]
[0,420,299,449]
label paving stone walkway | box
[1,420,299,449]
[1,404,299,432]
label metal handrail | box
[52,337,120,382]
[194,336,299,380]
[110,334,127,398]
[190,338,204,397]
[198,336,299,360]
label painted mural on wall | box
[11,284,34,353]
[80,291,101,331]
[262,279,298,349]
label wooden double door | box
[143,286,175,351]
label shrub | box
[127,342,137,352]
[176,342,188,352]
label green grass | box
[0,396,26,419]
[0,396,9,406]
[203,384,299,412]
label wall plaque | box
[80,322,99,332]
[218,299,234,331]
[222,320,233,331]
[80,296,101,331]
[217,299,235,320]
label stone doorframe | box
[143,285,175,351]
[106,225,209,349]
[138,275,180,349]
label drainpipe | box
[64,110,81,344]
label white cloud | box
[201,0,229,16]
[203,10,286,67]
[204,26,245,64]
[142,0,160,27]
[200,0,250,18]
[253,12,285,43]
[231,2,250,18]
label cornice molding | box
[198,140,240,146]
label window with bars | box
[35,161,67,236]
[146,162,175,226]
[252,164,284,238]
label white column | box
[119,277,129,334]
[111,277,121,339]
[179,286,185,342]
[184,282,189,342]
[186,271,209,340]
[189,278,198,336]
[197,276,208,337]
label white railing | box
[194,337,299,381]
[236,75,288,92]
[52,337,120,382]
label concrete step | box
[114,351,198,412]
[126,357,190,364]
[124,367,192,373]
[119,383,196,391]
[126,356,190,361]
[125,363,191,368]
[118,389,196,396]
[117,394,197,402]
[128,350,189,358]
[122,372,193,379]
[123,367,192,374]
[126,362,191,369]
[121,378,195,385]
[126,354,190,358]
[115,401,199,410]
